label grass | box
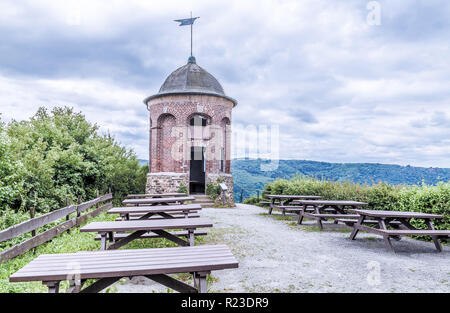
[0,212,206,293]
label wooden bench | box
[122,196,195,207]
[266,195,324,215]
[115,213,200,221]
[127,193,186,199]
[9,245,239,293]
[108,204,202,221]
[350,210,449,252]
[94,230,207,241]
[295,200,368,229]
[337,218,402,227]
[81,218,213,250]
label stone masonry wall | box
[146,173,189,194]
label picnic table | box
[81,218,213,250]
[293,200,368,229]
[267,195,324,215]
[108,203,202,220]
[122,196,195,207]
[349,210,450,253]
[126,193,186,199]
[9,245,238,293]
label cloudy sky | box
[0,0,449,168]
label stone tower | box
[144,56,237,203]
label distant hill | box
[137,158,450,202]
[232,159,450,201]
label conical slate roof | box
[144,57,237,106]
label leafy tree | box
[1,107,147,216]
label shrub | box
[260,175,449,231]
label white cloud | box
[0,0,449,168]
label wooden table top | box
[122,196,195,205]
[353,209,444,219]
[266,195,324,200]
[108,204,202,215]
[9,245,238,283]
[80,218,213,233]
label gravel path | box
[115,204,450,293]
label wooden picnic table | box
[267,195,324,215]
[122,196,195,207]
[126,193,187,199]
[9,245,238,293]
[293,200,368,229]
[80,218,213,250]
[349,210,450,253]
[108,203,202,220]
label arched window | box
[189,114,210,140]
[190,115,208,127]
[156,114,176,172]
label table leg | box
[188,229,195,246]
[108,232,115,243]
[99,232,108,250]
[314,205,323,230]
[43,281,60,293]
[269,198,275,215]
[425,219,443,252]
[197,272,208,293]
[297,206,305,225]
[379,219,395,253]
[350,215,365,240]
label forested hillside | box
[232,159,450,201]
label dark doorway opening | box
[190,146,206,194]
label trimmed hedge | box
[245,176,449,231]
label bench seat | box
[381,229,450,237]
[94,230,208,241]
[337,219,402,226]
[309,214,360,219]
[115,214,200,221]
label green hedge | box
[245,176,449,231]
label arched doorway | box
[189,114,209,194]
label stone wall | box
[146,172,189,194]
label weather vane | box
[174,12,200,60]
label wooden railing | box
[0,192,113,263]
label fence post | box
[240,190,243,203]
[29,207,36,237]
[96,190,99,210]
[257,191,260,202]
[77,195,82,219]
[65,197,71,234]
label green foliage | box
[206,182,221,200]
[258,176,450,232]
[206,178,224,201]
[177,182,188,195]
[0,107,147,225]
